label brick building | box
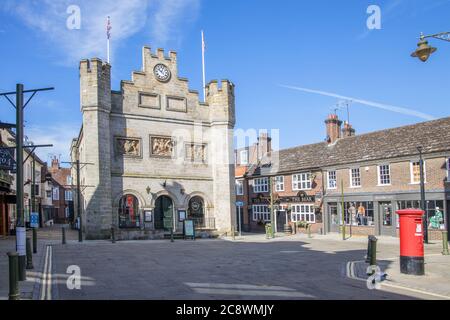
[236,114,450,239]
[43,157,74,224]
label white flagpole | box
[201,30,206,102]
[107,16,111,64]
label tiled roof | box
[266,116,450,174]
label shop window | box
[338,202,374,226]
[398,200,444,230]
[291,204,315,223]
[118,194,140,228]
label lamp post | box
[411,32,450,62]
[417,146,428,244]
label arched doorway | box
[118,194,140,228]
[188,196,205,227]
[154,195,174,230]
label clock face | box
[153,64,171,82]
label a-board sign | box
[184,219,195,239]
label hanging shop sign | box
[0,148,14,171]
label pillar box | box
[396,209,425,275]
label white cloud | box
[2,0,200,65]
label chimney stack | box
[325,114,342,144]
[51,156,59,170]
[257,131,272,160]
[342,121,355,138]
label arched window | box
[188,196,204,219]
[118,194,140,228]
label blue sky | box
[0,0,449,164]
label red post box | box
[397,209,425,275]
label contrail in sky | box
[279,84,436,121]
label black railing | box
[192,217,215,230]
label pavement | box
[1,228,449,300]
[0,224,78,300]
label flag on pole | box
[201,30,206,102]
[202,30,206,52]
[106,16,112,64]
[107,16,112,40]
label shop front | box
[324,191,447,238]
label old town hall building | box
[71,47,236,240]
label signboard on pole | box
[30,212,39,228]
[0,148,14,171]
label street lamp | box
[411,32,450,62]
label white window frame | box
[410,161,426,184]
[291,204,315,223]
[275,176,284,192]
[252,205,270,222]
[378,164,391,186]
[240,150,248,165]
[349,168,361,188]
[52,187,59,201]
[327,170,337,189]
[292,173,312,191]
[67,176,72,185]
[253,177,269,193]
[65,190,73,201]
[447,158,450,180]
[235,180,244,196]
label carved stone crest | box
[115,137,141,157]
[185,143,207,163]
[150,136,174,158]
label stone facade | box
[71,47,236,240]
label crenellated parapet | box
[79,58,111,112]
[206,80,235,126]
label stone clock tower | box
[71,46,236,240]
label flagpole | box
[107,16,111,64]
[201,30,206,102]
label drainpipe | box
[320,168,326,235]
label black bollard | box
[111,227,116,243]
[366,235,377,274]
[32,228,37,254]
[62,226,66,245]
[26,238,33,270]
[7,252,20,300]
